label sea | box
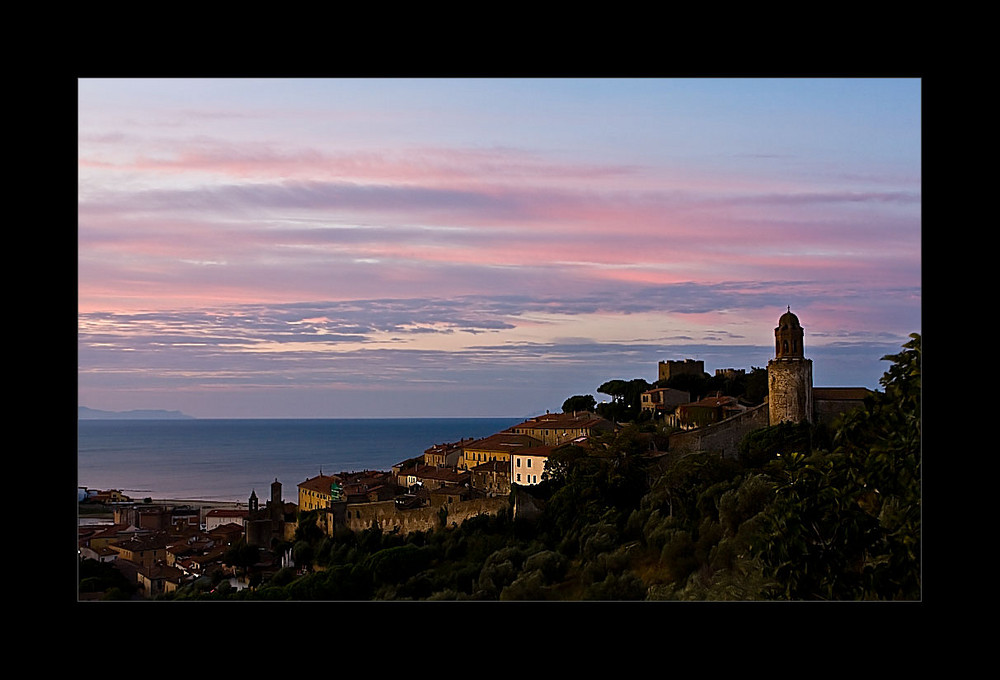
[77,418,523,504]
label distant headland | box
[78,406,195,420]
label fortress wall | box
[668,402,770,458]
[814,396,867,428]
[339,497,509,536]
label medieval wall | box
[658,359,705,383]
[668,401,770,458]
[814,396,866,428]
[337,496,510,536]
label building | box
[667,308,873,458]
[424,439,472,467]
[205,508,249,532]
[640,386,691,415]
[658,359,705,383]
[137,562,186,596]
[429,484,472,507]
[470,459,511,496]
[459,432,542,470]
[768,307,813,426]
[108,534,168,569]
[297,474,343,512]
[245,478,293,548]
[673,394,746,430]
[813,387,872,424]
[395,464,469,491]
[511,444,558,486]
[506,412,614,447]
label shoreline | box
[151,498,246,511]
[79,498,247,516]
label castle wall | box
[658,359,704,383]
[814,395,866,428]
[668,402,770,458]
[334,497,510,536]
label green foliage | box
[751,334,921,600]
[204,335,918,601]
[596,378,651,421]
[294,509,325,544]
[79,558,135,597]
[562,394,597,413]
[364,544,434,587]
[738,421,814,468]
[223,539,260,570]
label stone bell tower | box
[767,307,813,426]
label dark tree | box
[752,334,921,600]
[562,394,597,413]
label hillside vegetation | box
[171,334,920,601]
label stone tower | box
[767,307,813,426]
[269,478,283,522]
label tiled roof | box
[298,474,341,493]
[513,412,611,429]
[205,508,248,518]
[471,459,509,473]
[516,444,559,457]
[425,438,475,454]
[463,432,542,451]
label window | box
[527,459,532,468]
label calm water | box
[77,418,521,503]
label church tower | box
[269,478,283,522]
[767,307,813,425]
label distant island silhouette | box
[78,406,195,420]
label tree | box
[224,540,260,575]
[596,378,651,422]
[738,421,813,468]
[562,394,597,413]
[752,334,921,600]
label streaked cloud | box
[78,78,921,417]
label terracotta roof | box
[425,438,474,454]
[471,459,509,473]
[112,534,169,552]
[516,444,559,457]
[513,412,612,430]
[404,465,469,483]
[298,474,341,493]
[205,509,248,518]
[463,432,542,451]
[140,563,186,581]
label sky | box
[77,78,921,419]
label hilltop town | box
[78,309,880,599]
